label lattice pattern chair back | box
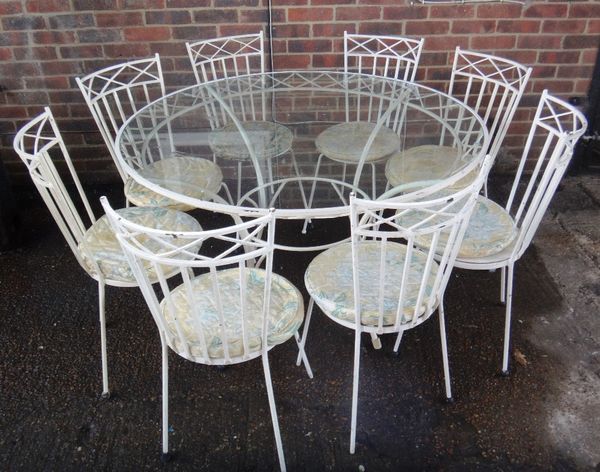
[448,47,532,160]
[504,90,587,260]
[77,54,168,182]
[186,32,265,84]
[13,107,96,271]
[348,177,484,333]
[102,206,285,365]
[344,32,424,82]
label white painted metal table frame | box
[115,71,489,251]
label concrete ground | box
[0,173,598,471]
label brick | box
[103,43,152,58]
[121,0,165,8]
[471,35,517,51]
[33,31,76,44]
[563,35,599,50]
[531,65,556,79]
[60,45,103,59]
[24,76,70,90]
[430,5,475,18]
[531,80,575,94]
[26,0,69,12]
[542,20,585,34]
[336,7,380,21]
[557,65,594,79]
[271,39,287,54]
[171,26,218,40]
[219,24,261,36]
[239,9,268,23]
[419,52,449,67]
[0,63,40,77]
[78,29,122,43]
[0,48,12,61]
[0,32,29,46]
[42,61,85,76]
[452,20,496,34]
[570,4,600,18]
[5,90,49,106]
[288,8,333,22]
[0,106,28,118]
[13,46,58,61]
[313,54,343,69]
[574,79,591,94]
[73,0,117,10]
[288,39,332,53]
[193,9,238,23]
[588,20,600,35]
[274,54,311,69]
[358,23,404,36]
[504,50,536,65]
[0,2,22,15]
[426,36,469,51]
[2,16,46,30]
[477,4,522,19]
[581,49,597,64]
[538,51,580,64]
[215,0,259,5]
[524,4,568,17]
[383,6,428,20]
[96,12,144,27]
[517,35,562,50]
[497,20,540,34]
[405,21,450,36]
[124,27,171,42]
[48,14,95,29]
[274,24,311,38]
[146,10,191,24]
[166,0,210,6]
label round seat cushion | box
[208,121,293,160]
[125,155,223,211]
[161,268,304,360]
[305,241,439,327]
[78,206,202,283]
[315,121,400,164]
[385,144,475,187]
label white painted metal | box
[12,109,145,396]
[186,32,265,84]
[453,90,587,374]
[101,199,311,470]
[301,155,493,453]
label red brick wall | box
[0,0,598,182]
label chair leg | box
[161,339,170,461]
[302,154,323,234]
[98,281,109,398]
[369,332,382,350]
[349,328,362,454]
[393,330,404,353]
[501,264,515,375]
[261,352,286,472]
[296,297,314,367]
[438,303,452,401]
[500,266,507,304]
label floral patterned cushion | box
[316,121,400,163]
[305,241,439,327]
[124,155,223,211]
[208,121,293,160]
[78,207,202,283]
[161,268,304,360]
[385,144,476,188]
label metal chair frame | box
[101,198,312,470]
[453,90,587,374]
[299,156,491,454]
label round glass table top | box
[116,71,488,218]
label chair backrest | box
[348,156,492,332]
[186,32,265,84]
[344,32,424,82]
[448,47,532,161]
[13,107,96,271]
[101,196,280,364]
[76,54,167,182]
[505,90,587,260]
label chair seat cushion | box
[305,241,439,327]
[385,144,476,187]
[208,121,293,160]
[315,122,400,163]
[124,155,223,211]
[456,196,517,259]
[78,207,202,283]
[161,268,304,360]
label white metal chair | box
[186,32,294,203]
[449,90,587,374]
[386,47,532,192]
[101,198,312,470]
[299,155,491,454]
[13,108,202,398]
[77,54,223,210]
